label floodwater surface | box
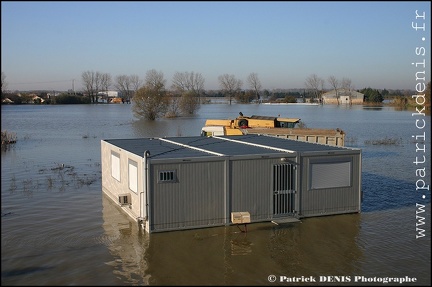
[1,103,430,285]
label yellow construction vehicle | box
[205,114,300,129]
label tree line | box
[2,71,430,119]
[78,69,264,120]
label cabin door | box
[272,163,295,216]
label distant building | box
[322,89,364,105]
[98,90,121,98]
[97,90,123,103]
[47,92,62,98]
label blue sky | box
[1,1,430,91]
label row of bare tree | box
[2,70,349,105]
[80,69,264,119]
[81,70,263,103]
[81,71,142,103]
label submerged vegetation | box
[8,162,101,196]
[364,137,403,146]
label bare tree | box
[94,72,103,102]
[247,73,262,103]
[115,74,142,103]
[132,69,168,120]
[115,75,132,103]
[166,93,181,118]
[171,71,205,101]
[320,78,325,93]
[171,72,189,92]
[1,72,7,94]
[132,86,168,120]
[82,70,103,103]
[340,78,355,104]
[189,72,205,97]
[145,69,166,89]
[305,74,324,102]
[130,74,143,97]
[171,71,204,114]
[218,74,243,105]
[341,77,353,92]
[100,73,112,102]
[328,75,340,104]
[172,71,205,93]
[82,71,94,103]
[179,90,200,115]
[236,90,256,103]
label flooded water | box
[1,102,431,286]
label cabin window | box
[276,121,296,128]
[158,170,177,183]
[128,159,138,193]
[111,151,121,181]
[309,159,351,189]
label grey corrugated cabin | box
[101,134,362,233]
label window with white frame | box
[128,159,138,193]
[111,151,121,181]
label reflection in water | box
[102,193,363,285]
[101,194,150,285]
[230,233,253,256]
[268,215,362,278]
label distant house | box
[322,89,364,105]
[2,98,13,104]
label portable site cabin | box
[101,134,362,233]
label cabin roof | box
[103,134,351,160]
